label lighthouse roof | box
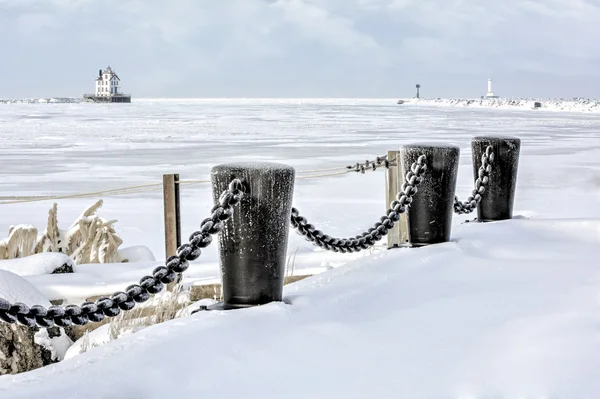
[95,66,121,81]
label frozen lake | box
[2,99,600,398]
[0,99,598,262]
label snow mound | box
[407,97,600,113]
[24,260,161,303]
[118,245,156,262]
[0,269,52,306]
[0,253,74,276]
[2,218,600,398]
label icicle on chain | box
[347,155,394,174]
[292,155,427,253]
[0,180,245,328]
[453,146,495,215]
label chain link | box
[453,146,495,214]
[0,180,245,329]
[347,155,395,174]
[292,155,427,252]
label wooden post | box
[386,150,410,248]
[163,174,181,291]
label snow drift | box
[1,218,600,398]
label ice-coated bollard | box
[211,162,295,309]
[400,143,460,246]
[471,136,520,221]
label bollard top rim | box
[211,161,296,174]
[472,135,521,143]
[400,142,460,151]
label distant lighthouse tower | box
[485,78,499,99]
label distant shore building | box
[83,66,131,103]
[485,78,498,99]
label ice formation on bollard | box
[471,136,521,221]
[211,162,295,309]
[400,143,460,246]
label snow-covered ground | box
[0,99,599,397]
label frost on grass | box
[0,200,124,267]
[67,284,196,360]
[36,200,123,264]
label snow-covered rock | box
[0,253,75,276]
[118,245,156,262]
[0,270,72,375]
[406,97,600,112]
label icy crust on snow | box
[0,253,74,276]
[408,97,600,112]
[2,218,600,398]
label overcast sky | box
[1,0,599,99]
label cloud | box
[15,12,59,36]
[1,0,600,98]
[272,0,384,56]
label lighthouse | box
[83,66,131,103]
[485,78,498,99]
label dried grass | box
[77,284,190,355]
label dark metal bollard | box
[400,143,460,246]
[211,162,295,309]
[471,136,521,221]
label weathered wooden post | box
[399,143,460,246]
[385,150,410,248]
[471,136,521,221]
[163,174,181,257]
[211,162,295,309]
[163,174,181,291]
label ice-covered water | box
[1,98,599,263]
[2,99,600,397]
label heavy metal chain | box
[347,155,395,174]
[292,155,427,253]
[0,180,245,329]
[453,146,495,214]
